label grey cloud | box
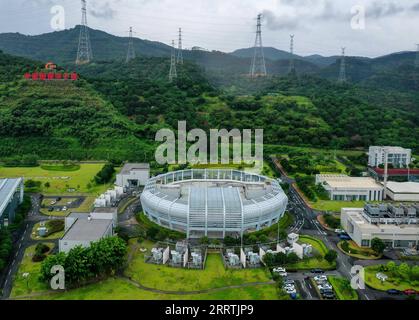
[262,10,300,30]
[366,2,404,19]
[89,1,116,19]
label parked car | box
[314,275,328,282]
[335,229,345,234]
[284,284,295,290]
[62,206,67,211]
[290,293,298,300]
[339,234,351,240]
[284,279,295,285]
[311,269,325,274]
[273,267,286,273]
[386,289,402,295]
[318,284,333,291]
[48,207,54,212]
[322,292,335,299]
[403,289,416,296]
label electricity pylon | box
[250,14,267,78]
[76,0,93,65]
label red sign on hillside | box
[24,62,78,81]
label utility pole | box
[169,40,177,82]
[76,0,93,65]
[177,28,183,64]
[289,35,296,74]
[250,14,267,78]
[338,47,347,83]
[126,27,136,63]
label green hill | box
[0,51,154,161]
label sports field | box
[0,163,110,195]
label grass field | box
[27,277,279,300]
[125,240,273,292]
[11,243,53,298]
[30,221,65,240]
[364,265,419,292]
[337,241,382,260]
[310,200,367,212]
[0,163,111,195]
[12,239,279,300]
[287,235,336,270]
[328,276,358,300]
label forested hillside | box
[0,49,418,163]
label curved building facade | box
[140,169,288,238]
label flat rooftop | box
[343,208,419,233]
[0,178,23,214]
[62,218,112,241]
[93,207,118,214]
[120,163,150,175]
[318,175,383,189]
[387,181,419,194]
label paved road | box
[272,157,409,301]
[1,194,60,299]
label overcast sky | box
[1,0,419,57]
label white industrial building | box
[0,178,24,227]
[341,204,419,249]
[315,174,384,201]
[385,182,419,202]
[116,163,150,190]
[368,146,412,168]
[59,212,114,253]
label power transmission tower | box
[338,47,347,83]
[177,28,183,64]
[250,14,267,78]
[415,44,419,68]
[169,40,177,82]
[126,27,136,63]
[289,34,296,74]
[76,0,93,65]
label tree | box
[325,250,338,264]
[371,238,386,255]
[44,182,50,189]
[397,263,411,281]
[199,236,210,245]
[386,261,397,275]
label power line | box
[338,47,347,83]
[126,26,136,63]
[76,0,93,65]
[177,28,184,64]
[250,14,267,78]
[169,40,177,82]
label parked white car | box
[318,283,333,290]
[376,273,388,282]
[314,275,327,282]
[273,267,286,273]
[335,229,345,234]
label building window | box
[361,240,370,247]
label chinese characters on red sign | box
[24,72,78,81]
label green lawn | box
[0,163,111,195]
[337,241,382,260]
[364,265,419,291]
[310,200,367,212]
[26,277,279,300]
[30,221,65,240]
[125,241,272,292]
[287,235,336,270]
[11,243,53,298]
[12,239,279,300]
[328,276,358,300]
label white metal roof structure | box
[140,169,288,238]
[0,178,24,219]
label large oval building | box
[140,169,288,238]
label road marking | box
[364,294,370,300]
